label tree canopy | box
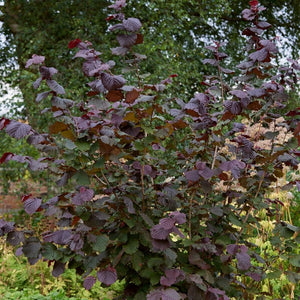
[0,0,299,126]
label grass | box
[0,237,123,300]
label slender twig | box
[189,190,196,245]
[211,145,218,169]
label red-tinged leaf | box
[46,79,65,94]
[24,197,42,215]
[68,38,82,49]
[219,160,246,179]
[109,23,125,31]
[101,73,126,91]
[25,54,45,68]
[5,121,32,139]
[123,18,142,32]
[116,33,137,47]
[125,89,139,103]
[106,90,124,102]
[0,117,10,130]
[52,261,65,277]
[236,252,252,270]
[83,276,97,290]
[97,266,117,286]
[135,33,144,45]
[249,0,259,7]
[49,121,69,134]
[247,100,262,110]
[0,152,14,164]
[21,194,32,203]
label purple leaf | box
[123,18,142,32]
[196,162,215,180]
[101,73,126,90]
[43,230,73,245]
[169,211,186,224]
[246,272,261,281]
[33,77,43,89]
[124,197,135,214]
[5,121,32,139]
[296,181,300,191]
[241,8,256,21]
[52,261,65,277]
[219,160,246,179]
[116,33,137,47]
[249,48,268,62]
[51,97,74,109]
[151,224,172,240]
[257,21,272,29]
[247,88,266,98]
[72,187,94,205]
[83,276,97,290]
[87,79,107,93]
[152,238,171,251]
[36,91,52,103]
[230,90,248,99]
[146,288,181,300]
[185,170,200,182]
[111,46,129,56]
[108,0,127,11]
[227,244,239,255]
[160,269,185,287]
[40,66,58,79]
[159,217,175,230]
[25,54,45,68]
[202,58,218,66]
[260,40,277,53]
[236,252,251,270]
[97,266,117,286]
[24,198,42,215]
[46,80,65,94]
[109,23,125,31]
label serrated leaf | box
[124,238,139,254]
[46,79,65,94]
[93,235,109,252]
[97,267,117,286]
[289,254,300,267]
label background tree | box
[1,0,299,128]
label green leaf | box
[132,251,144,271]
[93,235,109,252]
[147,257,164,268]
[164,248,177,263]
[267,270,282,279]
[124,238,139,254]
[289,254,300,267]
[76,141,91,151]
[73,170,90,185]
[43,243,63,260]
